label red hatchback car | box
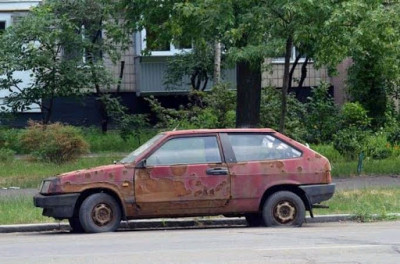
[34,128,335,233]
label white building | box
[0,0,41,113]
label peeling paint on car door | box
[134,134,231,215]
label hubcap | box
[91,203,113,227]
[273,200,296,224]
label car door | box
[134,134,231,215]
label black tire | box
[68,217,84,233]
[79,193,121,233]
[245,213,265,227]
[262,191,305,227]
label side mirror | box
[135,159,146,169]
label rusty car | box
[34,128,335,233]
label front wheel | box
[79,193,121,233]
[68,217,84,233]
[245,213,265,227]
[262,191,305,227]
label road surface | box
[0,221,399,264]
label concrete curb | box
[2,214,399,233]
[0,214,361,233]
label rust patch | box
[194,190,202,197]
[275,161,284,169]
[171,166,187,177]
[123,170,128,175]
[109,173,114,179]
[297,167,303,173]
[136,177,191,198]
[315,153,322,159]
[85,173,91,179]
[215,181,227,192]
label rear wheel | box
[262,191,305,227]
[79,193,121,233]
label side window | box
[146,136,222,166]
[228,134,302,162]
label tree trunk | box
[236,61,261,128]
[298,57,309,89]
[279,36,293,133]
[213,40,221,85]
[289,53,302,90]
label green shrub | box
[260,87,307,142]
[145,83,236,130]
[340,102,371,129]
[21,122,89,163]
[365,133,392,160]
[333,127,369,160]
[387,125,400,146]
[0,148,16,162]
[0,128,23,153]
[310,144,344,163]
[304,83,339,143]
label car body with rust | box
[34,128,335,233]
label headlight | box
[39,177,61,194]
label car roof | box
[163,128,276,136]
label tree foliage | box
[0,5,91,123]
[0,0,132,126]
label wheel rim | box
[91,203,113,227]
[273,200,296,224]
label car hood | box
[57,164,135,185]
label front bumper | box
[299,183,336,205]
[33,193,80,220]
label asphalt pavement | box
[1,221,399,264]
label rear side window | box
[228,134,302,162]
[146,136,222,166]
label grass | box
[1,187,399,225]
[331,157,400,178]
[0,155,124,188]
[79,128,158,153]
[0,127,158,154]
[0,196,57,225]
[314,187,400,221]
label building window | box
[0,21,6,35]
[141,29,192,56]
[272,47,306,64]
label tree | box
[0,0,132,129]
[49,0,132,132]
[0,5,91,123]
[121,0,396,131]
[346,1,400,128]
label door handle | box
[206,167,228,175]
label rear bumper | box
[33,193,80,220]
[299,183,336,205]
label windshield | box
[120,134,164,164]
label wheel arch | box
[259,184,311,212]
[72,188,126,220]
